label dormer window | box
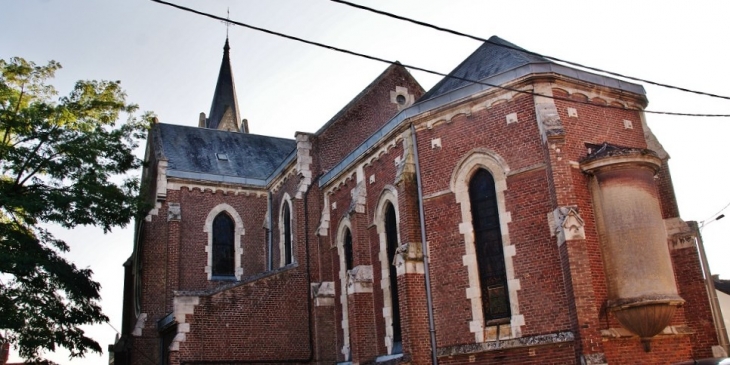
[216,153,228,161]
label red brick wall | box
[415,94,572,346]
[177,269,311,363]
[175,186,268,291]
[416,94,542,197]
[672,245,717,359]
[315,64,423,173]
[604,335,693,364]
[553,89,648,160]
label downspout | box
[267,192,273,271]
[301,176,317,363]
[410,123,438,364]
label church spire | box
[207,37,245,132]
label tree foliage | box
[0,57,151,360]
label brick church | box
[111,36,725,364]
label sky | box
[2,0,730,363]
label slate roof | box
[419,35,551,102]
[207,39,242,130]
[153,123,296,184]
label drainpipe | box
[410,123,438,364]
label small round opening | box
[396,94,406,105]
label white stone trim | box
[374,185,401,355]
[131,313,147,337]
[390,85,415,111]
[312,281,336,307]
[346,265,373,294]
[450,150,522,343]
[318,193,331,237]
[170,296,199,351]
[156,160,168,201]
[335,216,353,360]
[204,203,245,280]
[295,133,313,199]
[279,193,294,267]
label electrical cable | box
[330,0,730,102]
[701,200,730,225]
[150,0,730,118]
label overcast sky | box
[3,1,730,363]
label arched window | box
[336,218,354,362]
[384,203,402,352]
[469,169,510,321]
[212,212,235,277]
[282,202,293,266]
[343,228,353,271]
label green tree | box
[0,57,151,360]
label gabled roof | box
[153,123,295,185]
[207,38,242,131]
[419,36,551,101]
[314,62,422,136]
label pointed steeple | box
[207,38,244,132]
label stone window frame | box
[335,216,353,360]
[373,186,402,355]
[450,149,524,343]
[279,193,295,268]
[204,203,245,281]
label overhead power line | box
[702,200,730,224]
[150,0,730,117]
[330,0,730,102]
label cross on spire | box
[220,8,231,38]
